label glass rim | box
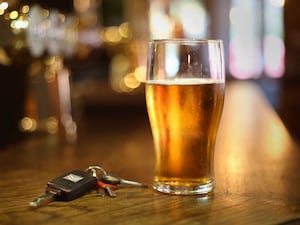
[149,38,223,44]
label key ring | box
[85,165,107,178]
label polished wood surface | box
[1,81,300,225]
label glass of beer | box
[145,39,225,195]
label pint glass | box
[145,39,225,195]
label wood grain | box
[1,81,300,225]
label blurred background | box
[0,0,299,146]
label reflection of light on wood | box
[218,81,293,159]
[215,81,296,195]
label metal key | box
[85,165,116,197]
[100,174,148,188]
[29,170,97,209]
[103,186,117,197]
[97,181,117,197]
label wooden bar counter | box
[1,81,300,225]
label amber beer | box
[146,78,225,194]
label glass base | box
[153,180,215,195]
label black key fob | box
[46,170,98,201]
